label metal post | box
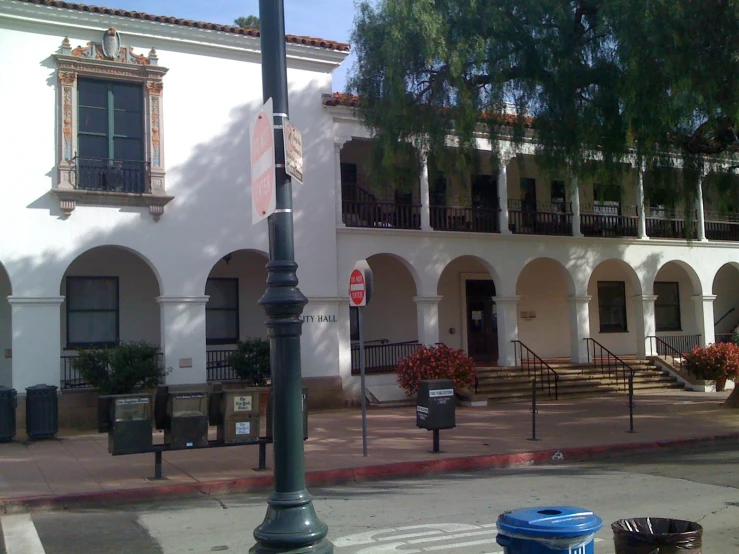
[432,429,440,453]
[358,307,368,457]
[528,379,540,441]
[153,451,163,480]
[251,1,331,552]
[628,371,636,433]
[258,442,267,471]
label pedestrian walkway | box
[0,389,737,511]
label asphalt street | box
[3,443,739,553]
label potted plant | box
[73,340,169,395]
[395,343,477,396]
[227,338,271,387]
[684,342,739,391]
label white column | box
[157,296,209,385]
[497,161,511,234]
[334,137,351,228]
[8,296,64,391]
[413,296,442,345]
[419,153,432,231]
[693,295,717,346]
[636,165,648,239]
[567,296,591,363]
[634,294,658,359]
[571,173,583,237]
[696,174,707,241]
[493,296,520,367]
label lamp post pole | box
[251,1,332,553]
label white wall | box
[712,264,739,334]
[587,260,639,355]
[653,262,699,336]
[363,255,417,343]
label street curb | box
[3,432,737,512]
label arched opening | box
[203,249,269,381]
[713,263,739,342]
[652,261,702,351]
[516,258,575,358]
[0,262,11,387]
[587,259,642,355]
[437,255,500,362]
[59,246,161,388]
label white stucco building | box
[1,0,738,418]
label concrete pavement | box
[0,389,737,512]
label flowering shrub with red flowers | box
[684,342,739,390]
[396,344,477,396]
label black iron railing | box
[580,204,639,238]
[342,200,421,229]
[60,351,164,390]
[654,334,700,354]
[647,336,690,374]
[583,338,635,390]
[430,205,500,233]
[74,157,150,194]
[512,340,559,399]
[704,212,739,241]
[206,348,239,381]
[715,333,734,344]
[507,199,573,236]
[350,340,422,375]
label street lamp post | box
[250,1,333,553]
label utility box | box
[26,384,58,439]
[164,391,209,449]
[0,387,17,442]
[107,394,153,455]
[266,387,308,440]
[217,389,261,444]
[416,379,455,430]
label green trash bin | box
[0,387,17,442]
[26,384,58,439]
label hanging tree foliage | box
[348,0,739,205]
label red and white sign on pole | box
[250,98,276,225]
[349,260,373,307]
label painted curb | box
[3,432,737,512]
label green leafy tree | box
[348,0,739,204]
[234,15,260,30]
[227,338,271,386]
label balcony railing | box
[580,204,639,238]
[704,211,739,241]
[430,205,500,233]
[343,200,421,229]
[351,340,422,375]
[73,157,151,194]
[508,199,573,236]
[206,348,240,382]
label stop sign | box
[250,98,276,225]
[350,269,366,307]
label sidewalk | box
[1,389,737,511]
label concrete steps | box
[460,359,683,405]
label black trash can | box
[26,384,58,439]
[612,517,702,553]
[0,387,17,442]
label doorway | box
[466,279,498,362]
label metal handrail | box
[350,340,422,375]
[512,340,559,399]
[647,336,688,374]
[583,338,635,390]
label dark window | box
[551,179,566,212]
[430,171,447,206]
[593,183,621,215]
[655,282,681,331]
[598,281,627,333]
[350,307,359,341]
[205,278,239,344]
[77,78,145,192]
[66,276,119,347]
[472,174,496,208]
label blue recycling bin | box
[497,506,603,554]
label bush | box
[227,338,271,386]
[396,344,476,396]
[73,341,169,395]
[684,342,739,388]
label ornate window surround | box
[51,30,173,221]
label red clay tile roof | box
[13,0,351,52]
[323,93,534,126]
